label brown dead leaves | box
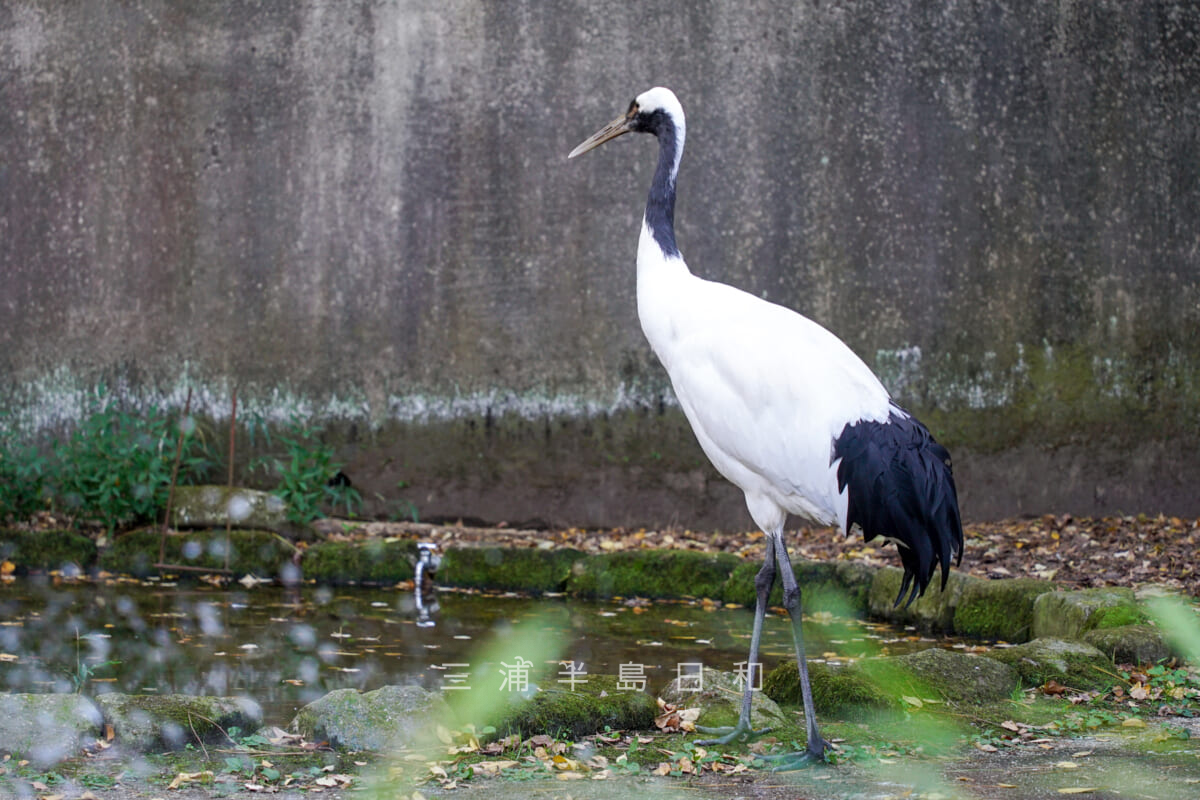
[317,512,1200,598]
[653,698,700,733]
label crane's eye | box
[626,101,639,118]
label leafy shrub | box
[51,388,212,532]
[0,414,50,521]
[252,417,361,524]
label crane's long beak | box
[568,113,633,159]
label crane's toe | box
[694,722,772,746]
[755,747,829,771]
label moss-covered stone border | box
[0,528,1182,656]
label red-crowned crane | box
[569,87,963,765]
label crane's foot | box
[754,738,830,771]
[694,722,772,746]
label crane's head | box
[568,87,685,159]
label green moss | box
[439,547,583,593]
[953,578,1052,642]
[764,660,899,720]
[566,549,739,599]
[0,528,97,572]
[489,675,657,740]
[304,539,418,584]
[1088,603,1148,630]
[99,527,296,578]
[722,558,871,615]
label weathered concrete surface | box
[2,1,1199,527]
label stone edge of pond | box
[1,528,1182,652]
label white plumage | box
[571,87,963,764]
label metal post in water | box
[414,542,441,627]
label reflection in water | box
[0,578,947,726]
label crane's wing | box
[643,276,892,525]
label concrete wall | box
[2,1,1198,527]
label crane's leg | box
[694,534,776,745]
[771,536,829,764]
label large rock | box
[868,567,980,633]
[659,667,790,732]
[764,660,900,719]
[1032,588,1147,640]
[0,693,102,765]
[95,693,262,753]
[953,578,1055,642]
[862,648,1018,704]
[290,684,449,751]
[984,638,1114,692]
[171,485,315,541]
[490,675,657,740]
[1083,624,1172,666]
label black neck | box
[645,121,680,259]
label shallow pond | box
[0,578,946,726]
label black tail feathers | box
[833,406,964,609]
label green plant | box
[252,417,361,525]
[380,481,419,522]
[51,387,212,532]
[79,774,117,790]
[0,412,50,522]
[66,628,120,693]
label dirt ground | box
[6,724,1198,800]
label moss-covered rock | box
[658,667,790,732]
[100,527,297,578]
[953,578,1054,642]
[491,674,657,740]
[0,528,97,574]
[763,660,900,719]
[290,685,448,751]
[861,648,1018,704]
[440,546,584,593]
[95,693,262,753]
[566,550,739,599]
[1083,624,1172,665]
[983,638,1114,692]
[722,558,873,615]
[0,693,102,765]
[1032,588,1147,640]
[304,539,418,584]
[869,567,980,633]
